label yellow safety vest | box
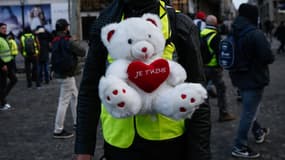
[0,37,13,63]
[101,0,185,149]
[20,33,39,56]
[8,39,19,56]
[200,28,218,67]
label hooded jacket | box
[75,1,210,159]
[230,16,275,89]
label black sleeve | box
[74,22,108,155]
[173,13,211,160]
[0,59,5,68]
[173,13,206,84]
[253,30,275,65]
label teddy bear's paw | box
[99,76,142,118]
[154,83,207,120]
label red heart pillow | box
[127,59,170,93]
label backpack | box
[24,35,36,56]
[219,26,256,71]
[51,36,77,75]
[200,31,216,64]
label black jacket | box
[230,16,275,89]
[75,1,210,160]
[36,31,52,62]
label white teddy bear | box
[99,13,207,120]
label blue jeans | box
[234,88,264,148]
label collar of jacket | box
[205,25,217,30]
[0,33,6,38]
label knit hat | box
[238,3,258,25]
[196,11,206,21]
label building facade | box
[249,0,285,29]
[0,0,237,40]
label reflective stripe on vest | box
[101,0,184,149]
[21,33,39,56]
[8,39,19,56]
[0,37,13,63]
[201,28,218,66]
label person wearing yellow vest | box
[75,1,210,160]
[0,22,18,110]
[7,32,19,72]
[20,27,41,88]
[200,15,236,122]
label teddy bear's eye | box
[148,34,151,38]
[128,39,132,44]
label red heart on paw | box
[127,59,170,93]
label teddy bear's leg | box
[153,83,207,120]
[99,76,142,118]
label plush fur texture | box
[99,13,207,120]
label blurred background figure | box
[193,11,206,32]
[35,26,52,85]
[274,21,285,54]
[7,31,19,72]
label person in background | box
[201,15,236,122]
[52,19,86,139]
[35,26,52,85]
[7,31,19,72]
[230,3,275,159]
[75,0,210,160]
[20,27,41,88]
[193,11,206,32]
[274,21,285,54]
[0,22,18,110]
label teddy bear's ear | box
[101,23,118,45]
[142,13,162,30]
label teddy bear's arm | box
[166,60,187,85]
[105,59,130,80]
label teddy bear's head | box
[101,13,165,61]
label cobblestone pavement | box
[0,39,284,160]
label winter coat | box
[36,31,52,62]
[230,16,275,89]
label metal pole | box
[20,0,25,32]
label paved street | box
[0,38,284,160]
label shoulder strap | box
[164,5,176,46]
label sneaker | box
[232,146,260,159]
[255,128,270,144]
[0,103,12,111]
[53,130,74,139]
[218,112,236,122]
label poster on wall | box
[0,6,22,37]
[0,3,69,36]
[0,4,52,37]
[23,4,52,33]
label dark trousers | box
[278,40,285,53]
[204,67,228,114]
[39,61,49,83]
[0,61,18,106]
[24,56,40,87]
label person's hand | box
[75,154,93,160]
[1,65,8,72]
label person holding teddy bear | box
[74,0,211,160]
